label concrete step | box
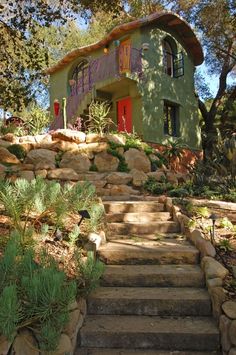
[88,287,211,316]
[79,315,219,351]
[106,212,171,223]
[109,221,180,234]
[104,201,165,213]
[101,264,205,287]
[98,239,199,265]
[77,349,219,355]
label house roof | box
[45,11,204,75]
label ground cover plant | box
[0,177,105,351]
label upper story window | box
[69,60,89,96]
[162,38,184,78]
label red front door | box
[117,97,132,133]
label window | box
[162,38,184,78]
[163,102,179,136]
[70,60,89,95]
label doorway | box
[117,97,132,133]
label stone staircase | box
[77,199,220,354]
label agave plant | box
[87,100,114,135]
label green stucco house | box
[46,11,204,151]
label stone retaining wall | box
[164,196,236,355]
[0,130,189,196]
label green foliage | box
[143,177,175,195]
[142,144,154,155]
[218,239,233,252]
[0,177,97,245]
[77,252,105,296]
[218,217,234,230]
[0,238,77,350]
[7,144,27,161]
[89,163,98,172]
[107,147,130,172]
[168,188,189,198]
[68,225,81,248]
[55,151,64,168]
[19,104,53,135]
[87,204,104,232]
[87,101,114,134]
[124,132,142,150]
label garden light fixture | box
[78,210,91,227]
[142,43,150,51]
[209,213,218,245]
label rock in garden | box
[12,329,39,355]
[222,301,236,320]
[0,147,21,164]
[51,129,86,143]
[53,140,79,152]
[78,142,108,154]
[60,151,91,172]
[18,170,35,181]
[131,168,148,187]
[229,320,236,346]
[2,133,16,142]
[35,169,48,178]
[47,168,79,181]
[166,172,178,185]
[107,172,132,185]
[108,184,140,196]
[64,307,81,337]
[219,314,232,352]
[229,349,236,355]
[199,240,216,258]
[0,138,11,148]
[206,277,223,288]
[106,133,126,145]
[124,148,151,173]
[201,256,229,279]
[86,133,106,143]
[94,151,119,172]
[209,287,227,319]
[0,335,11,355]
[25,148,57,167]
[53,333,72,354]
[19,135,36,144]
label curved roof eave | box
[45,11,204,75]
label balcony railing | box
[50,47,142,130]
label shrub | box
[87,100,114,134]
[7,144,27,161]
[89,163,98,172]
[143,177,174,195]
[19,103,53,135]
[0,237,76,350]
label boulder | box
[52,333,72,354]
[147,171,165,181]
[76,172,107,181]
[96,187,111,196]
[2,133,16,142]
[51,129,86,143]
[18,171,35,181]
[0,164,6,178]
[25,149,56,168]
[206,277,223,288]
[35,162,55,170]
[35,169,48,178]
[166,172,178,185]
[107,172,132,185]
[209,287,227,320]
[47,168,79,181]
[64,307,81,337]
[201,256,229,280]
[12,329,39,355]
[94,151,119,172]
[222,301,236,320]
[86,133,106,143]
[124,148,151,173]
[60,151,91,172]
[229,349,236,355]
[53,140,79,152]
[130,168,148,187]
[220,315,232,352]
[229,320,236,346]
[19,163,34,171]
[106,133,126,145]
[199,240,216,258]
[0,147,20,164]
[108,184,140,196]
[19,136,36,144]
[0,138,11,148]
[78,142,108,154]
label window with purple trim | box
[163,102,179,137]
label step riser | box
[88,299,211,316]
[104,203,165,213]
[80,333,218,351]
[101,274,205,287]
[98,251,199,265]
[109,223,180,234]
[106,212,171,223]
[78,350,219,355]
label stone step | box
[107,233,185,241]
[101,264,205,287]
[106,212,171,223]
[109,221,180,234]
[79,315,219,351]
[98,239,199,265]
[88,287,211,316]
[104,201,165,213]
[77,349,219,355]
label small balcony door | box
[117,97,132,133]
[119,39,131,74]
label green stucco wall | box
[49,22,202,150]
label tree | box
[0,0,122,112]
